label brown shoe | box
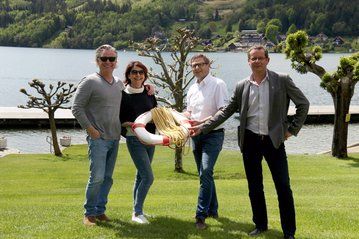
[195,217,207,230]
[96,214,111,222]
[83,216,96,226]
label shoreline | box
[0,45,356,54]
[1,106,359,128]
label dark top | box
[120,88,157,137]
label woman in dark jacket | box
[120,61,157,224]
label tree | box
[332,21,348,35]
[265,24,280,44]
[238,19,244,32]
[256,20,266,34]
[285,31,359,158]
[133,28,202,172]
[225,21,232,33]
[19,79,77,156]
[198,27,212,39]
[267,18,282,32]
[286,23,297,35]
[308,13,327,35]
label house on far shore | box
[227,30,276,51]
[227,42,242,51]
[202,39,213,46]
[264,40,276,50]
[333,36,345,46]
[310,32,329,46]
[240,29,263,45]
[316,33,329,42]
[277,34,287,43]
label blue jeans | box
[191,131,224,219]
[126,136,155,215]
[84,137,119,216]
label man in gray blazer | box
[190,45,309,239]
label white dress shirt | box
[187,74,228,129]
[246,72,270,135]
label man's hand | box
[189,125,202,136]
[145,84,155,95]
[188,116,212,126]
[285,131,292,140]
[182,111,191,119]
[87,126,100,139]
[188,119,202,126]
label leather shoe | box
[83,216,96,226]
[208,213,219,219]
[195,217,207,230]
[284,235,295,239]
[96,214,111,222]
[248,228,267,236]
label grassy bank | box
[1,145,358,239]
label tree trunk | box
[174,93,185,172]
[48,111,62,157]
[331,79,352,158]
[174,146,184,172]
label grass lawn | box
[1,145,359,239]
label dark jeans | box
[192,131,224,220]
[242,129,296,236]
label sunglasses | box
[98,56,117,62]
[130,70,145,75]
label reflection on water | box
[223,121,359,154]
[1,123,358,154]
[0,129,87,154]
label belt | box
[258,134,267,140]
[208,128,224,134]
[245,129,268,140]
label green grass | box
[1,145,359,239]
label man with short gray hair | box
[72,44,124,226]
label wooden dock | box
[0,107,79,128]
[288,105,359,124]
[0,106,359,128]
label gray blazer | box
[202,70,310,151]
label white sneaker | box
[132,213,149,224]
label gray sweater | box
[72,73,124,140]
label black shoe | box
[195,217,207,230]
[284,235,295,239]
[208,213,219,219]
[248,228,267,237]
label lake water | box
[0,46,358,154]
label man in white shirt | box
[190,46,309,239]
[185,54,229,230]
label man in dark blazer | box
[190,45,309,239]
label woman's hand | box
[122,122,134,127]
[145,84,155,95]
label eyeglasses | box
[98,56,117,62]
[250,57,267,62]
[191,62,208,68]
[130,69,145,75]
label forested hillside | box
[0,0,357,49]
